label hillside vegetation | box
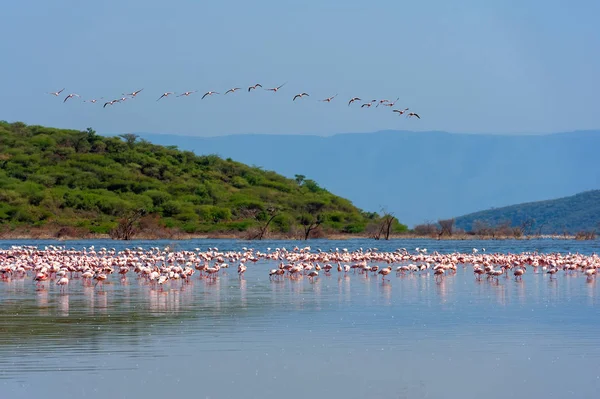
[0,121,403,239]
[454,190,600,235]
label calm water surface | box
[1,239,599,399]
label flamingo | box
[157,92,174,101]
[238,263,247,276]
[293,93,309,101]
[361,100,377,108]
[378,267,392,281]
[103,99,121,108]
[407,112,421,119]
[248,83,262,92]
[84,98,103,103]
[124,89,143,97]
[321,94,338,102]
[177,91,197,97]
[225,87,241,94]
[393,108,409,115]
[348,97,361,106]
[382,98,399,107]
[514,268,525,280]
[201,91,219,99]
[376,99,390,107]
[56,276,69,291]
[48,88,65,96]
[307,270,319,281]
[266,82,286,92]
[63,93,80,103]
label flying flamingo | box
[361,100,377,108]
[124,89,144,97]
[248,84,262,92]
[63,93,80,103]
[292,92,309,101]
[103,99,121,108]
[225,87,241,94]
[49,88,65,96]
[177,91,197,97]
[201,91,219,99]
[84,98,103,103]
[321,94,338,102]
[157,92,174,101]
[376,99,390,107]
[407,112,421,119]
[266,82,286,92]
[382,98,399,107]
[393,108,409,115]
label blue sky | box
[1,0,599,136]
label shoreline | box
[0,227,592,241]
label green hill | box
[0,121,398,239]
[454,190,600,235]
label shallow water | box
[1,239,599,399]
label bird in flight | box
[293,93,309,101]
[202,91,219,99]
[177,91,197,97]
[382,98,399,107]
[407,112,421,119]
[393,108,409,115]
[321,94,338,102]
[84,98,103,104]
[348,97,361,106]
[376,99,390,107]
[266,82,286,92]
[225,87,241,94]
[49,88,65,96]
[157,92,175,101]
[63,93,80,103]
[124,89,144,97]
[103,99,121,108]
[361,100,377,108]
[248,84,262,92]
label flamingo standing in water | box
[514,268,525,280]
[378,266,392,281]
[238,263,247,277]
[56,276,69,292]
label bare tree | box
[414,222,438,237]
[438,218,455,237]
[248,206,279,240]
[110,209,146,240]
[300,213,323,240]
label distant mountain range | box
[135,130,600,227]
[454,190,600,234]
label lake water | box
[1,238,599,399]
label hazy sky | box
[1,0,599,136]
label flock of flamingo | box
[0,245,597,294]
[47,86,422,119]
